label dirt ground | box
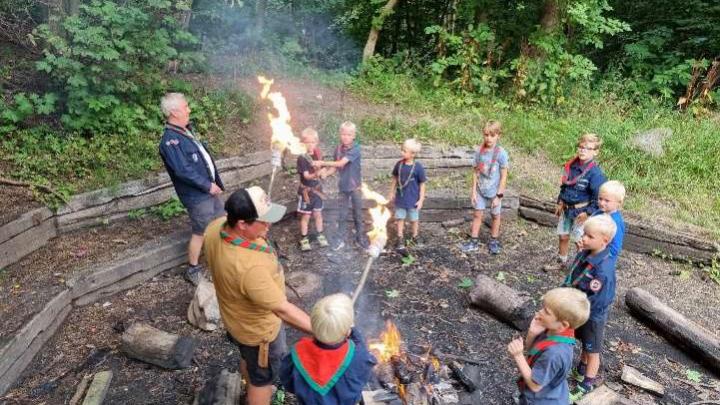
[3,209,720,404]
[0,185,40,226]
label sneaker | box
[406,236,417,247]
[316,233,329,248]
[299,237,312,251]
[396,239,407,255]
[459,239,479,253]
[185,264,203,286]
[569,368,584,383]
[568,384,592,403]
[331,239,345,251]
[488,238,501,255]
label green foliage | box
[685,369,702,383]
[0,93,57,134]
[150,198,186,220]
[457,278,473,289]
[32,0,200,135]
[128,208,148,220]
[401,254,416,266]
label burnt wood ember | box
[469,274,534,330]
[404,382,429,405]
[391,355,413,384]
[374,362,397,390]
[448,361,477,393]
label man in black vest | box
[159,92,225,285]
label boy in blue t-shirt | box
[280,293,377,405]
[313,121,367,251]
[507,287,590,405]
[460,120,509,255]
[387,138,427,252]
[576,180,626,266]
[548,133,606,271]
[562,215,617,402]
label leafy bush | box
[32,0,200,135]
[0,92,57,134]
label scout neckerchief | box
[475,145,500,177]
[561,158,596,186]
[562,251,593,287]
[395,159,417,197]
[290,337,356,395]
[517,328,576,390]
[220,224,275,254]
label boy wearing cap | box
[280,293,377,405]
[204,187,313,405]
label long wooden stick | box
[0,176,69,205]
[352,256,375,305]
[267,166,278,198]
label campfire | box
[365,320,468,405]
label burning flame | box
[369,320,403,363]
[361,183,391,257]
[257,76,307,156]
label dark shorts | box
[297,194,323,214]
[577,318,606,354]
[186,196,225,235]
[228,327,287,386]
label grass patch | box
[349,71,720,235]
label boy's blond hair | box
[301,127,319,142]
[310,293,354,344]
[584,214,617,240]
[403,138,422,154]
[577,133,602,149]
[542,287,590,329]
[599,180,626,204]
[484,120,502,136]
[339,121,356,133]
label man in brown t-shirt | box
[204,186,312,405]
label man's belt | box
[301,185,326,203]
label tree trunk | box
[469,274,534,330]
[120,323,197,370]
[625,287,720,376]
[540,0,560,32]
[362,0,400,63]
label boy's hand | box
[491,196,501,209]
[575,240,584,250]
[554,202,565,217]
[471,191,477,207]
[507,338,525,357]
[575,212,588,225]
[415,199,424,210]
[311,160,323,168]
[528,314,546,336]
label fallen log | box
[193,369,244,405]
[120,323,197,370]
[468,274,534,330]
[621,365,664,396]
[81,371,113,405]
[625,287,720,375]
[68,374,92,405]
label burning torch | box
[352,183,391,305]
[257,75,307,198]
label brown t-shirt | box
[204,217,286,345]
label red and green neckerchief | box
[475,145,500,177]
[395,159,417,197]
[220,224,275,254]
[290,337,356,395]
[518,328,576,390]
[561,158,596,186]
[563,251,594,287]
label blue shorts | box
[186,196,225,235]
[556,212,584,241]
[297,194,323,214]
[473,195,502,216]
[576,318,606,354]
[395,207,419,221]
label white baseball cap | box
[245,186,286,223]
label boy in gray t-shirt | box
[460,120,509,254]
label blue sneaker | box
[460,239,479,253]
[488,238,501,255]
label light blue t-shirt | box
[474,146,509,198]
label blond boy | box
[388,138,427,252]
[508,288,590,404]
[296,128,329,251]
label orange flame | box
[369,320,403,363]
[256,76,307,156]
[361,183,390,254]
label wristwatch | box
[496,193,504,198]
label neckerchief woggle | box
[290,337,356,395]
[517,328,575,390]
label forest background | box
[0,0,718,236]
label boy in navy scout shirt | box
[507,287,590,405]
[460,120,509,255]
[313,121,368,251]
[296,128,330,252]
[562,214,617,402]
[280,293,377,405]
[547,133,606,271]
[387,138,427,253]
